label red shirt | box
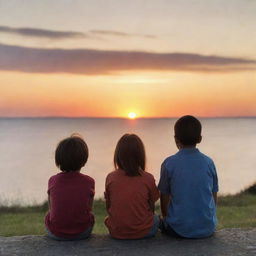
[104,169,159,239]
[45,171,94,238]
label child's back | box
[105,169,158,239]
[158,116,218,238]
[45,135,95,240]
[105,134,159,239]
[45,171,94,238]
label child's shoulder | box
[48,173,59,182]
[161,154,180,166]
[105,169,120,180]
[47,173,60,186]
[143,171,155,178]
[139,171,156,182]
[197,151,215,165]
[79,173,95,184]
[106,169,156,181]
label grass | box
[1,193,256,236]
[217,193,256,229]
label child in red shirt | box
[45,134,95,240]
[104,134,160,239]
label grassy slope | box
[1,194,256,236]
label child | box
[158,115,218,238]
[45,134,95,240]
[104,134,159,239]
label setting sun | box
[128,112,137,119]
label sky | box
[0,0,256,118]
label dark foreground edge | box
[1,228,256,256]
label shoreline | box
[1,183,256,209]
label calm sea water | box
[1,117,256,205]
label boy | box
[158,115,218,238]
[45,134,95,240]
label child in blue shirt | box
[158,115,218,238]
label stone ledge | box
[1,228,256,256]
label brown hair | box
[114,134,146,176]
[55,134,89,172]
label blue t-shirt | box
[158,148,218,238]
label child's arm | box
[158,162,171,218]
[89,182,95,209]
[211,161,218,207]
[148,177,160,213]
[149,200,155,213]
[213,192,218,206]
[104,192,110,210]
[160,193,171,218]
[89,196,94,209]
[47,177,52,210]
[104,175,111,211]
[48,195,51,210]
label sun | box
[128,112,137,119]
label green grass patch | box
[0,212,45,236]
[217,193,256,229]
[1,193,256,237]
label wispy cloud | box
[0,25,157,40]
[89,30,157,39]
[0,43,255,75]
[0,25,87,39]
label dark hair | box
[114,134,146,176]
[55,134,89,172]
[174,115,202,146]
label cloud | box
[89,30,157,39]
[0,25,87,39]
[0,25,157,40]
[0,43,255,75]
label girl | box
[45,134,95,240]
[104,134,159,239]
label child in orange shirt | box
[104,134,159,239]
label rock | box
[1,228,256,256]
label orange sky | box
[0,0,256,118]
[0,70,255,118]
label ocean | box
[0,117,256,205]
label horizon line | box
[0,115,256,119]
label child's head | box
[174,115,202,148]
[55,134,88,172]
[114,134,145,176]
